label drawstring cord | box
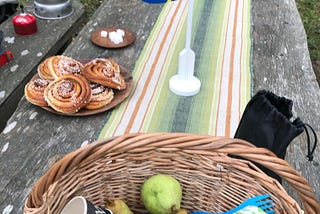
[302,123,318,161]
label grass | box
[80,0,102,17]
[297,0,320,60]
[296,0,320,84]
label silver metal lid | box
[33,0,74,20]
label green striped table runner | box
[99,0,252,139]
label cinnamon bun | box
[38,55,83,80]
[83,58,126,90]
[44,74,91,114]
[37,59,54,80]
[24,78,50,107]
[85,83,114,110]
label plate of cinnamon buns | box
[24,55,133,116]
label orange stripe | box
[111,6,177,136]
[138,3,188,132]
[225,0,239,137]
[214,0,233,136]
[124,0,183,133]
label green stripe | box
[186,0,230,134]
[243,0,252,112]
[171,0,211,133]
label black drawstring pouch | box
[234,90,317,183]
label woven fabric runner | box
[99,0,252,139]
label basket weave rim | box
[24,132,320,214]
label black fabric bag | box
[234,90,317,182]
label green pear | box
[141,174,182,214]
[105,199,133,214]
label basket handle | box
[207,137,320,214]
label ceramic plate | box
[90,27,135,48]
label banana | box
[105,199,133,214]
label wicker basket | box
[24,133,320,214]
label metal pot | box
[33,0,74,20]
[35,0,70,4]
